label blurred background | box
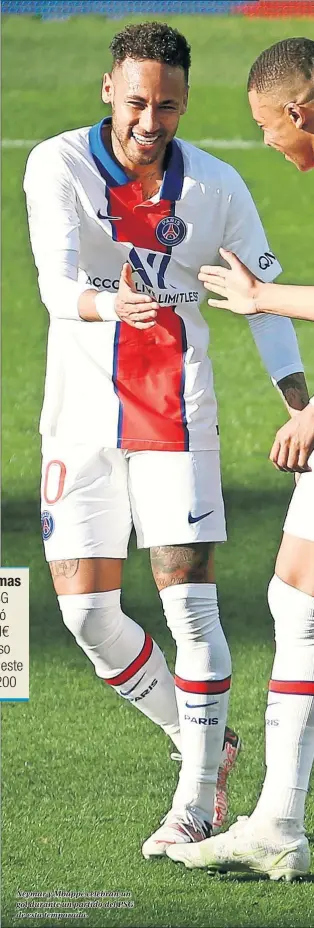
[2,2,314,927]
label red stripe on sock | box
[104,633,153,687]
[174,674,231,695]
[269,679,314,696]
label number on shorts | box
[43,460,66,505]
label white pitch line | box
[197,138,263,150]
[1,137,264,150]
[1,139,39,148]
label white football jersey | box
[24,118,302,451]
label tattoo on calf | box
[50,559,80,580]
[150,543,212,589]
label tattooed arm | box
[246,315,311,470]
[269,374,314,473]
[276,372,309,417]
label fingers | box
[286,444,310,473]
[269,437,281,468]
[199,265,226,277]
[121,261,134,287]
[121,263,158,305]
[269,437,311,473]
[298,447,312,471]
[126,290,158,306]
[130,320,156,329]
[219,247,238,268]
[120,308,157,328]
[207,298,228,309]
[203,283,226,296]
[127,309,157,322]
[118,303,158,328]
[199,274,226,289]
[199,250,238,276]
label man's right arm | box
[24,145,157,329]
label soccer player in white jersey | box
[24,23,308,860]
[167,38,314,879]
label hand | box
[198,247,259,315]
[269,404,314,473]
[115,263,158,329]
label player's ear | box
[285,101,305,130]
[102,72,114,105]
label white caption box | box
[0,568,29,701]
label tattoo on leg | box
[150,543,213,590]
[50,559,80,580]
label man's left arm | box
[268,373,314,473]
[222,167,311,468]
[276,372,309,417]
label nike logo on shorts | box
[188,510,214,524]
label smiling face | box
[102,57,188,172]
[249,87,314,172]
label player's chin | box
[297,160,314,173]
[284,151,313,172]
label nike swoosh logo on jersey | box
[188,510,214,524]
[185,700,218,709]
[97,209,122,220]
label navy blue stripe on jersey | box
[105,183,119,242]
[89,118,129,186]
[112,322,124,448]
[178,313,189,451]
[160,141,184,201]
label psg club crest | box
[155,215,187,247]
[41,510,55,541]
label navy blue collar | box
[89,117,184,200]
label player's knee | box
[160,583,231,672]
[58,591,123,649]
[268,574,314,642]
[160,582,218,641]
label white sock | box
[58,590,180,748]
[160,582,231,823]
[251,575,314,839]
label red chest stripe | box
[108,183,172,252]
[113,309,189,451]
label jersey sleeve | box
[23,143,116,322]
[223,168,303,383]
[222,168,281,282]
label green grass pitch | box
[2,11,314,928]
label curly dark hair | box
[110,21,191,82]
[248,37,314,94]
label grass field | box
[3,11,314,928]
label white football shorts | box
[283,450,314,542]
[40,442,227,560]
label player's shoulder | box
[177,137,249,196]
[24,126,91,183]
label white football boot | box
[166,815,311,881]
[142,808,211,859]
[171,727,241,834]
[142,728,240,859]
